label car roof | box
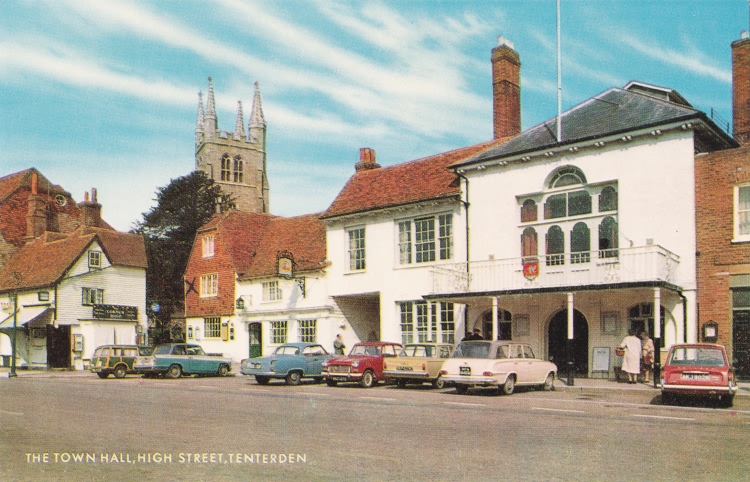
[354,341,402,346]
[95,344,139,348]
[668,343,726,350]
[278,342,324,348]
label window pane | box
[400,302,414,344]
[568,191,592,216]
[570,222,590,264]
[415,218,435,263]
[521,227,538,257]
[546,226,565,266]
[733,289,750,308]
[599,186,618,212]
[438,214,453,260]
[521,199,537,222]
[348,228,366,270]
[398,221,412,264]
[545,194,567,219]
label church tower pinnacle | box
[194,77,269,213]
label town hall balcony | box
[430,245,680,295]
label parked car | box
[383,343,453,389]
[660,343,738,407]
[439,341,556,395]
[133,343,232,378]
[240,343,337,385]
[321,341,402,388]
[90,345,153,379]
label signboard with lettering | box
[92,304,138,321]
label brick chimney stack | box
[355,147,381,172]
[733,31,750,144]
[80,188,102,227]
[26,171,47,239]
[491,36,521,140]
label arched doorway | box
[548,309,589,375]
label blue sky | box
[1,0,747,231]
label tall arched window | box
[521,199,538,222]
[599,186,618,212]
[599,216,619,259]
[221,154,232,181]
[521,227,538,257]
[233,155,244,183]
[546,226,564,266]
[570,222,590,264]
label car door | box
[510,344,530,382]
[522,345,545,382]
[303,345,327,375]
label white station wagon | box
[439,341,556,395]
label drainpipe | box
[679,291,687,344]
[456,171,470,268]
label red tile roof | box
[322,140,503,218]
[196,210,328,280]
[0,226,146,293]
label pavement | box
[1,364,749,394]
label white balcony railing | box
[431,245,680,295]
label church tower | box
[195,77,269,213]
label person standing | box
[640,331,655,383]
[618,329,642,384]
[333,334,346,355]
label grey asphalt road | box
[1,375,748,481]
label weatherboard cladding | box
[454,86,730,168]
[322,140,503,219]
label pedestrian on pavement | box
[618,329,642,384]
[333,334,346,355]
[462,328,483,341]
[640,331,655,383]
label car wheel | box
[396,379,407,389]
[113,365,127,379]
[218,364,229,377]
[720,395,734,408]
[501,375,515,395]
[326,379,338,387]
[255,375,270,385]
[455,384,468,395]
[360,370,375,388]
[286,371,302,386]
[165,364,182,379]
[542,372,555,391]
[433,376,445,390]
[96,372,109,379]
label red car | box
[321,341,402,388]
[661,343,738,407]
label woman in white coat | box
[618,329,642,384]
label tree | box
[132,171,234,344]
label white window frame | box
[262,281,282,301]
[396,213,453,265]
[82,287,104,306]
[88,250,102,269]
[200,273,219,298]
[204,317,221,338]
[202,234,215,258]
[734,184,750,242]
[271,321,288,344]
[347,227,366,271]
[298,319,317,343]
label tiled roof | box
[322,140,503,219]
[0,168,70,202]
[200,211,328,279]
[454,84,737,168]
[0,227,147,293]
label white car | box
[439,341,556,395]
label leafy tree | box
[132,171,234,344]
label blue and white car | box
[241,343,337,385]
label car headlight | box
[322,361,329,368]
[351,361,360,369]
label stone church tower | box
[195,77,269,213]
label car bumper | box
[442,375,499,385]
[241,369,279,377]
[322,372,363,381]
[661,383,738,396]
[383,370,430,379]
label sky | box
[1,0,748,232]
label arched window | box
[221,154,232,181]
[544,194,567,219]
[599,216,619,259]
[521,199,537,222]
[481,309,512,341]
[628,303,668,348]
[568,191,592,216]
[233,156,244,183]
[548,166,587,189]
[521,227,538,257]
[599,186,618,212]
[570,222,590,264]
[546,226,564,266]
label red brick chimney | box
[491,36,521,140]
[355,147,381,172]
[733,31,750,144]
[26,171,47,238]
[80,188,102,227]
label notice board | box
[592,347,610,372]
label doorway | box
[248,323,262,358]
[733,311,750,380]
[46,325,71,368]
[548,309,589,376]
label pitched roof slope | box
[454,84,737,168]
[322,140,503,219]
[0,227,147,293]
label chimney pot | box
[355,147,381,172]
[491,35,521,140]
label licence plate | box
[333,376,348,382]
[682,373,709,380]
[460,366,471,376]
[397,366,413,371]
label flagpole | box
[557,0,562,143]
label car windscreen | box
[668,347,725,366]
[452,342,491,359]
[350,345,381,356]
[153,345,173,355]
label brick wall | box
[184,226,236,318]
[491,42,521,140]
[695,145,750,350]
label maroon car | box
[321,341,402,388]
[661,343,738,407]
